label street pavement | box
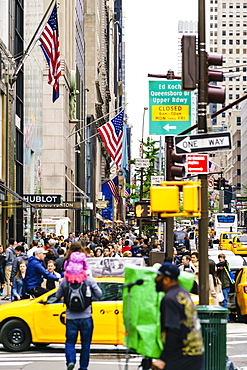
[0,325,247,370]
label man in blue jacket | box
[24,247,61,297]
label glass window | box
[222,2,226,7]
[229,94,233,99]
[244,22,247,26]
[93,282,123,301]
[244,12,247,17]
[236,86,240,90]
[222,40,226,44]
[236,94,240,99]
[210,31,213,36]
[237,117,241,125]
[243,67,247,72]
[222,12,226,17]
[236,49,240,54]
[236,40,240,44]
[236,3,240,8]
[236,22,240,26]
[243,59,247,63]
[229,85,233,90]
[214,32,217,36]
[229,22,233,27]
[229,49,233,54]
[215,16,217,20]
[210,15,214,20]
[236,31,240,36]
[244,3,247,8]
[244,31,247,36]
[222,49,226,54]
[222,22,226,26]
[244,76,247,81]
[236,67,240,71]
[210,24,213,28]
[229,39,233,44]
[210,7,214,12]
[214,48,217,52]
[229,30,233,36]
[236,12,240,17]
[229,3,233,8]
[229,12,233,17]
[222,30,226,35]
[244,49,247,54]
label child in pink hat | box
[64,242,88,283]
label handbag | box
[217,291,224,302]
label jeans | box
[222,287,230,309]
[65,317,93,370]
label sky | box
[123,0,198,157]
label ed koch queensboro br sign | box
[23,194,61,204]
[149,80,192,135]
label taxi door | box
[236,268,247,316]
[32,290,66,343]
[91,281,125,345]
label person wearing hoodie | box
[10,244,29,284]
[24,247,61,297]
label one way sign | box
[175,132,231,154]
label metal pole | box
[165,136,174,258]
[139,108,148,237]
[198,0,209,305]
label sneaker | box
[2,296,10,300]
[67,363,75,370]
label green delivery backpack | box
[122,264,195,358]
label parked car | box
[219,232,242,251]
[231,234,247,255]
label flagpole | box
[67,103,128,139]
[13,0,56,79]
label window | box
[237,169,241,176]
[222,113,225,117]
[237,155,241,161]
[229,58,233,63]
[243,67,247,72]
[229,49,233,54]
[215,16,217,20]
[244,22,247,26]
[236,22,240,27]
[236,49,240,54]
[222,2,226,8]
[229,3,233,8]
[210,48,213,52]
[243,76,247,81]
[244,49,247,54]
[222,49,226,54]
[229,85,233,90]
[210,31,213,36]
[244,12,247,17]
[244,31,247,36]
[236,31,240,36]
[236,94,240,99]
[229,94,233,99]
[236,67,240,71]
[214,40,217,44]
[222,30,226,35]
[229,12,233,17]
[214,47,217,52]
[210,15,214,20]
[236,40,240,44]
[229,30,233,36]
[210,7,214,12]
[229,39,233,44]
[236,12,240,17]
[222,12,226,17]
[243,59,247,63]
[222,22,226,26]
[210,24,213,28]
[236,3,240,8]
[236,85,240,90]
[214,32,217,36]
[244,39,247,44]
[237,117,241,125]
[229,22,233,27]
[244,3,247,8]
[222,40,226,44]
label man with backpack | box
[217,253,234,320]
[56,273,102,370]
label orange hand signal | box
[135,204,144,217]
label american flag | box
[97,110,124,168]
[39,5,61,102]
[209,161,216,173]
[107,177,120,202]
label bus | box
[214,213,238,240]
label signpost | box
[151,175,164,185]
[149,80,192,135]
[175,132,231,154]
[135,158,150,168]
[187,154,208,174]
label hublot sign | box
[23,194,61,204]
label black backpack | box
[64,282,92,312]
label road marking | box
[0,363,32,366]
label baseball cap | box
[156,262,180,279]
[34,247,48,255]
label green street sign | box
[149,80,192,135]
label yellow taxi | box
[231,234,247,255]
[235,267,247,322]
[0,277,125,352]
[219,232,242,251]
[0,273,203,352]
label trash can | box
[196,305,229,370]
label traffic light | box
[214,178,220,190]
[150,184,180,214]
[220,178,228,190]
[182,35,197,91]
[166,137,186,181]
[207,54,226,104]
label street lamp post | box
[138,107,148,237]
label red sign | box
[187,154,208,174]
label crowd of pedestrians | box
[0,227,234,311]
